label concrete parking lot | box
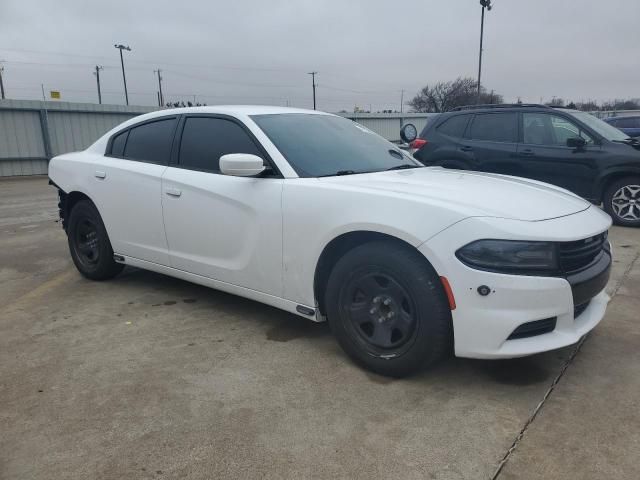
[1,176,639,480]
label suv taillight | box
[409,139,428,150]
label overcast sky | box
[1,0,638,111]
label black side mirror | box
[400,123,418,143]
[566,137,586,150]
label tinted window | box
[110,130,128,157]
[179,117,263,172]
[523,113,593,146]
[252,114,421,177]
[468,113,517,142]
[123,118,177,164]
[437,115,470,138]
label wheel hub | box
[369,295,397,324]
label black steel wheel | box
[67,199,124,280]
[325,241,452,377]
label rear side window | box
[110,130,128,157]
[437,115,470,138]
[468,113,517,142]
[178,117,262,172]
[123,118,177,164]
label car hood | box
[317,167,591,221]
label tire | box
[325,241,452,377]
[67,199,124,280]
[603,176,640,227]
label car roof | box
[142,105,331,118]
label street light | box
[114,44,132,105]
[477,0,492,103]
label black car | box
[400,104,640,227]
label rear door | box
[161,115,284,296]
[517,112,599,198]
[90,117,177,265]
[462,112,520,175]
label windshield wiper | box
[385,164,421,171]
[318,169,360,177]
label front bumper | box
[420,209,612,359]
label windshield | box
[251,113,421,177]
[564,110,630,142]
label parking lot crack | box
[491,250,639,480]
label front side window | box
[178,117,263,172]
[251,113,420,177]
[123,118,177,164]
[468,113,517,142]
[522,113,593,146]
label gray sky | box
[1,0,638,111]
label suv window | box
[123,118,177,164]
[523,113,593,146]
[617,117,640,128]
[179,117,263,172]
[437,115,470,138]
[468,113,517,142]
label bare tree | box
[408,77,503,112]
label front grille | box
[558,232,607,273]
[573,301,591,319]
[507,317,557,340]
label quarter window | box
[523,113,593,146]
[178,117,263,172]
[123,118,177,164]
[468,113,517,142]
[110,130,128,157]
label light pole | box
[93,65,103,104]
[307,71,317,110]
[154,68,164,106]
[114,44,132,105]
[477,0,492,103]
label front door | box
[161,115,283,297]
[463,112,520,176]
[517,112,599,199]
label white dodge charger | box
[48,106,612,377]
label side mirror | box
[566,137,586,150]
[400,123,418,143]
[219,153,266,177]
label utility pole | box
[93,66,103,104]
[114,44,132,105]
[154,68,164,106]
[477,0,492,103]
[307,71,317,110]
[400,89,404,113]
[0,63,5,99]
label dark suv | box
[401,104,640,227]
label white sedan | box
[48,106,612,377]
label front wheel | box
[603,177,640,227]
[325,241,452,377]
[67,199,124,280]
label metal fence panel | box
[0,109,46,159]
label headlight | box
[456,240,557,274]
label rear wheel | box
[603,177,640,227]
[67,200,124,280]
[325,241,452,377]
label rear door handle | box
[519,149,535,157]
[165,188,182,197]
[460,146,473,152]
[94,170,106,179]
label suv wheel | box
[67,199,124,280]
[325,241,452,377]
[604,177,640,227]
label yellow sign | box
[50,91,61,99]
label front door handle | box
[165,188,182,197]
[460,146,473,152]
[519,149,535,156]
[94,170,106,179]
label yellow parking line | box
[5,269,77,311]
